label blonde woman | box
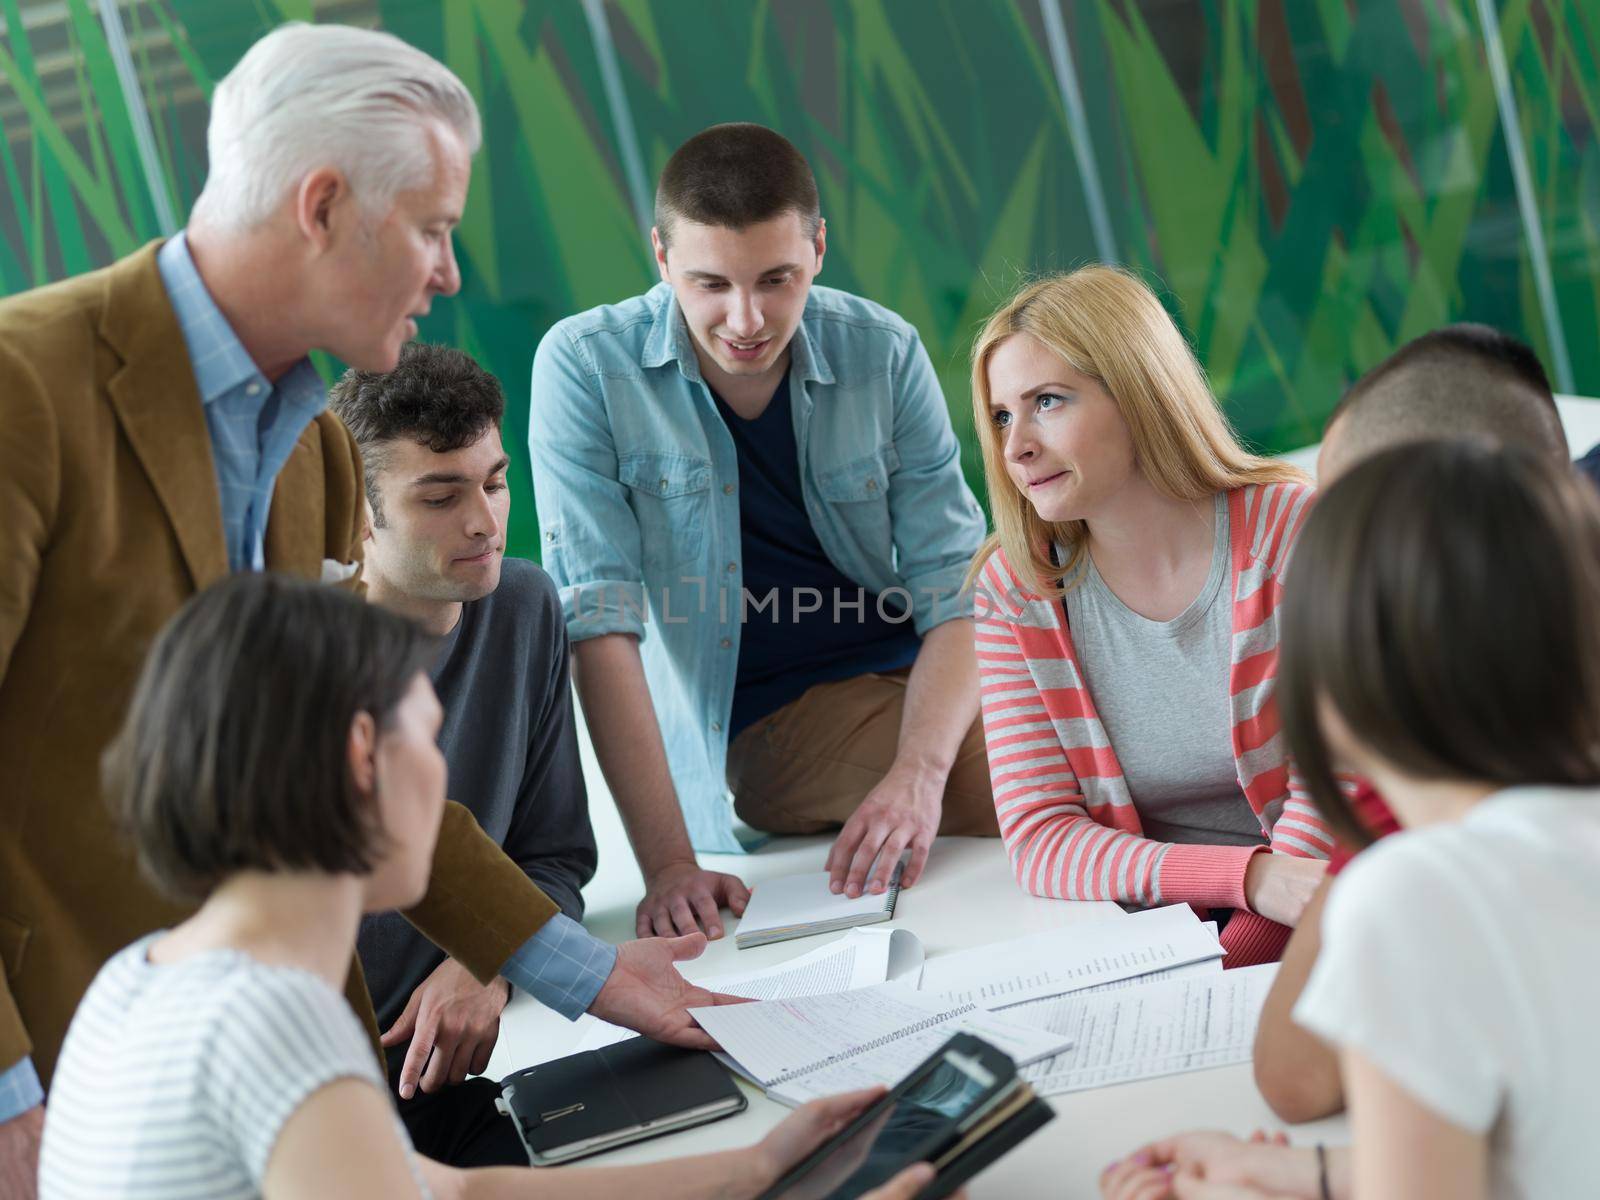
[968,268,1331,966]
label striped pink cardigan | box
[974,482,1334,967]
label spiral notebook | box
[688,983,1072,1107]
[734,862,904,948]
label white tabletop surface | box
[486,834,1347,1198]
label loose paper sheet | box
[918,904,1226,1009]
[569,927,923,1053]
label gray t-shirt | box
[358,558,597,1031]
[1064,492,1264,847]
[39,934,430,1199]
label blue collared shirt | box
[529,283,986,853]
[0,1057,42,1122]
[156,232,328,572]
[501,913,616,1019]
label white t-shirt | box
[39,934,432,1199]
[1295,786,1600,1200]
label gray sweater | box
[357,558,597,1030]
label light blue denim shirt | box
[529,283,985,853]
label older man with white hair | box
[0,23,733,1193]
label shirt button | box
[245,382,262,397]
[545,531,556,542]
[659,478,670,492]
[726,562,737,574]
[866,479,878,492]
[711,721,723,733]
[720,638,732,649]
[723,483,736,495]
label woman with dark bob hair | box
[1102,439,1600,1200]
[36,574,937,1200]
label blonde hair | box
[967,267,1306,599]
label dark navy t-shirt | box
[716,376,921,738]
[1575,441,1600,491]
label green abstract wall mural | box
[4,0,1599,558]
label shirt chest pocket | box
[619,450,712,576]
[816,444,898,561]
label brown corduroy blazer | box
[0,242,558,1085]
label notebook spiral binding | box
[881,866,904,910]
[769,1003,978,1086]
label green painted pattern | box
[4,0,1598,558]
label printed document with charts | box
[687,982,1071,1107]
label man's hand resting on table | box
[0,1103,43,1200]
[382,956,510,1100]
[589,932,750,1051]
[826,761,941,899]
[1243,854,1328,928]
[636,859,751,939]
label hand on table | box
[826,763,942,899]
[0,1104,42,1200]
[588,932,750,1051]
[1243,854,1328,927]
[636,860,750,939]
[1101,1132,1320,1200]
[381,956,510,1099]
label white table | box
[486,835,1347,1198]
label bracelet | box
[1316,1143,1331,1200]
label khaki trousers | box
[727,668,999,836]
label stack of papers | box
[734,864,903,948]
[559,897,1270,1107]
[687,982,1072,1106]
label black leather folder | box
[495,1036,747,1165]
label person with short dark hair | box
[1103,440,1600,1200]
[1254,323,1582,1125]
[329,343,596,1168]
[1317,322,1568,480]
[37,573,938,1200]
[529,123,994,942]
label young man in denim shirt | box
[530,124,995,941]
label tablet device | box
[756,1033,1053,1200]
